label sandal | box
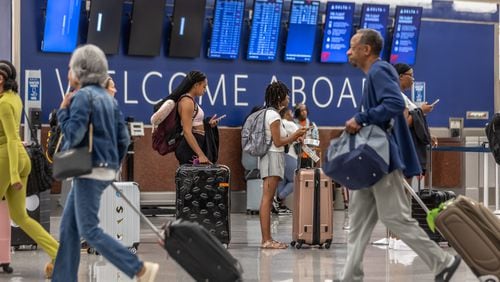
[261,240,288,249]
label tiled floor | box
[1,205,478,282]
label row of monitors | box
[42,0,422,65]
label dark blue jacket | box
[354,60,421,178]
[57,85,130,170]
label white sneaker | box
[372,237,389,245]
[138,262,159,282]
[393,239,412,251]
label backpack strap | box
[178,94,199,119]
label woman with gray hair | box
[52,44,159,282]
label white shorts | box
[259,151,285,180]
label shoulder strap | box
[178,94,199,119]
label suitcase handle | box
[109,182,164,240]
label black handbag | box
[23,111,54,195]
[52,93,94,180]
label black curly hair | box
[265,81,289,109]
[0,60,18,93]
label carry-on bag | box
[86,182,140,254]
[435,196,500,281]
[0,199,13,273]
[175,164,231,246]
[109,183,243,282]
[291,167,333,249]
[245,167,262,214]
[411,189,455,243]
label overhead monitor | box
[284,0,320,63]
[128,0,165,56]
[87,0,124,54]
[389,6,423,65]
[41,0,82,53]
[320,1,355,63]
[247,0,284,61]
[207,0,245,59]
[168,0,207,58]
[360,4,390,57]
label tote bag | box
[322,125,390,190]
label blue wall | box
[20,0,496,127]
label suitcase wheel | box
[479,275,499,282]
[324,240,332,249]
[1,263,13,274]
[87,247,100,255]
[295,240,304,249]
[290,241,296,247]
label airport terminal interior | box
[1,0,500,281]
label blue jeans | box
[277,154,296,200]
[52,178,143,281]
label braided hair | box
[265,81,289,109]
[167,70,207,102]
[0,60,18,93]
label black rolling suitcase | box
[411,189,456,243]
[175,164,231,246]
[109,183,243,282]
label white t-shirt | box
[265,109,286,152]
[402,93,418,111]
[282,119,299,158]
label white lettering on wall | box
[292,76,306,106]
[142,71,162,104]
[55,68,71,98]
[234,74,248,106]
[337,78,356,108]
[203,74,226,106]
[311,76,333,108]
[124,71,138,104]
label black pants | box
[175,133,206,165]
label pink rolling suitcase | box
[291,168,333,249]
[0,199,13,273]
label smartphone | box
[430,99,440,106]
[214,114,227,122]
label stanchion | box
[483,152,489,209]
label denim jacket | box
[57,85,130,170]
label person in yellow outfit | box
[0,60,59,279]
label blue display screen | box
[390,6,423,65]
[208,0,245,59]
[247,0,283,61]
[320,2,355,63]
[360,4,390,57]
[41,0,81,53]
[284,0,319,63]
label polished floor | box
[1,202,478,282]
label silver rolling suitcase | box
[88,182,140,254]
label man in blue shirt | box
[339,29,461,282]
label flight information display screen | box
[320,2,355,63]
[208,0,245,59]
[284,0,319,63]
[41,0,82,53]
[169,0,207,58]
[86,0,124,54]
[360,4,390,57]
[247,0,283,61]
[390,6,423,65]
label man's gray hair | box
[357,29,383,56]
[69,44,108,86]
